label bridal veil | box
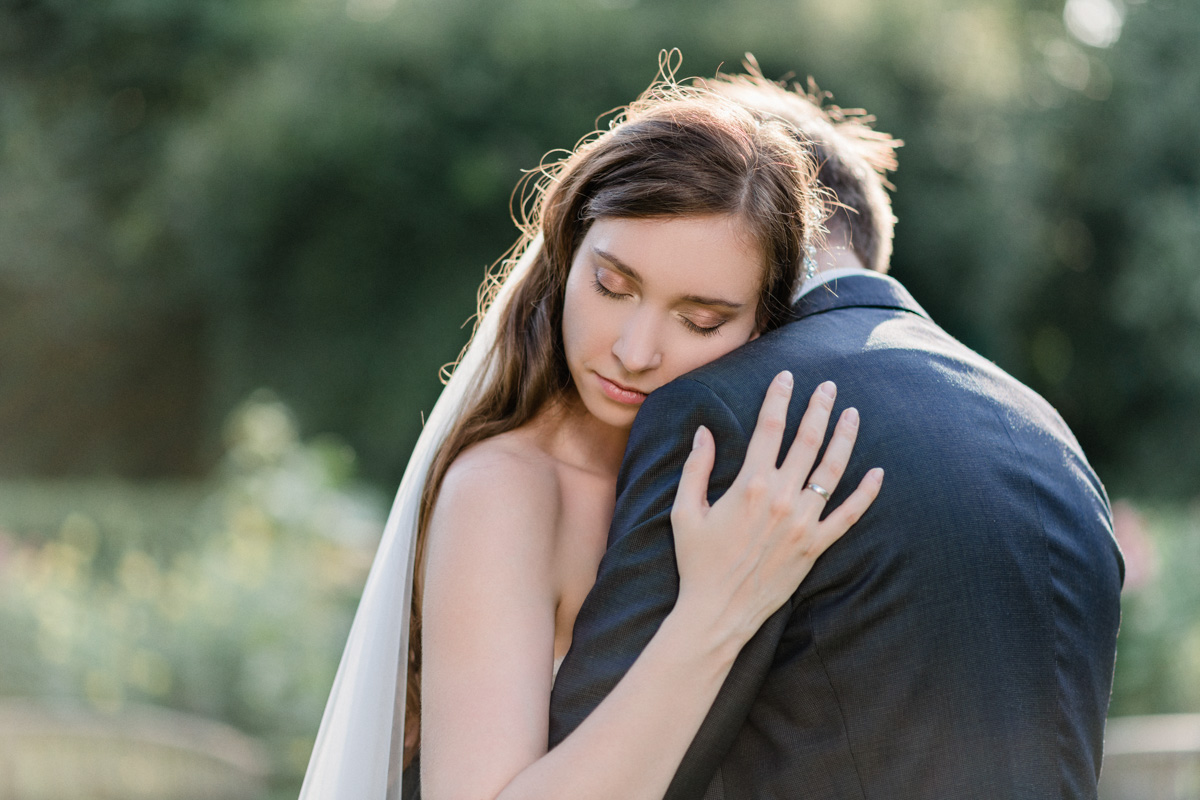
[298,234,543,800]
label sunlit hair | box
[704,56,901,273]
[404,52,823,762]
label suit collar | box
[789,273,931,323]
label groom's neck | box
[815,227,869,273]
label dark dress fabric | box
[548,274,1124,799]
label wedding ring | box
[805,483,831,502]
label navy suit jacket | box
[549,274,1124,799]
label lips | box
[596,373,649,406]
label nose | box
[612,310,663,373]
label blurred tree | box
[0,0,1192,498]
[1012,0,1200,497]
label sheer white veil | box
[298,233,544,800]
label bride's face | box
[562,214,764,431]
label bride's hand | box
[670,371,883,647]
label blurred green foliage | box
[0,399,1195,795]
[0,395,385,795]
[0,0,1196,496]
[1,0,1198,790]
[1109,501,1200,717]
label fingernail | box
[844,407,859,427]
[869,467,884,483]
[819,380,836,398]
[777,371,793,389]
[693,425,707,449]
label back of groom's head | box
[704,60,901,273]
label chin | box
[589,400,638,431]
[576,389,638,431]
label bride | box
[300,59,883,800]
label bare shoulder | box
[437,431,562,515]
[427,430,563,566]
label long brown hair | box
[404,57,824,761]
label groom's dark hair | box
[704,58,901,273]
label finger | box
[778,381,838,486]
[817,468,884,537]
[673,425,716,521]
[741,371,795,476]
[798,406,860,502]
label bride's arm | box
[420,442,563,797]
[421,374,882,800]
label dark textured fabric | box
[401,756,420,800]
[549,274,1124,799]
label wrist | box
[664,595,747,672]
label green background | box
[0,0,1196,795]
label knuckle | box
[798,426,823,451]
[790,529,815,559]
[742,475,770,501]
[799,513,825,539]
[768,496,794,519]
[823,454,848,476]
[835,506,861,530]
[759,413,786,435]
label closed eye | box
[592,275,630,300]
[681,316,725,337]
[594,268,726,336]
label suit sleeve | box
[547,377,787,799]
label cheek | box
[667,321,757,379]
[562,279,604,363]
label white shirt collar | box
[791,267,889,303]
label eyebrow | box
[592,247,746,310]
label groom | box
[549,73,1124,798]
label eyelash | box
[682,318,725,337]
[591,277,725,337]
[591,277,626,300]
